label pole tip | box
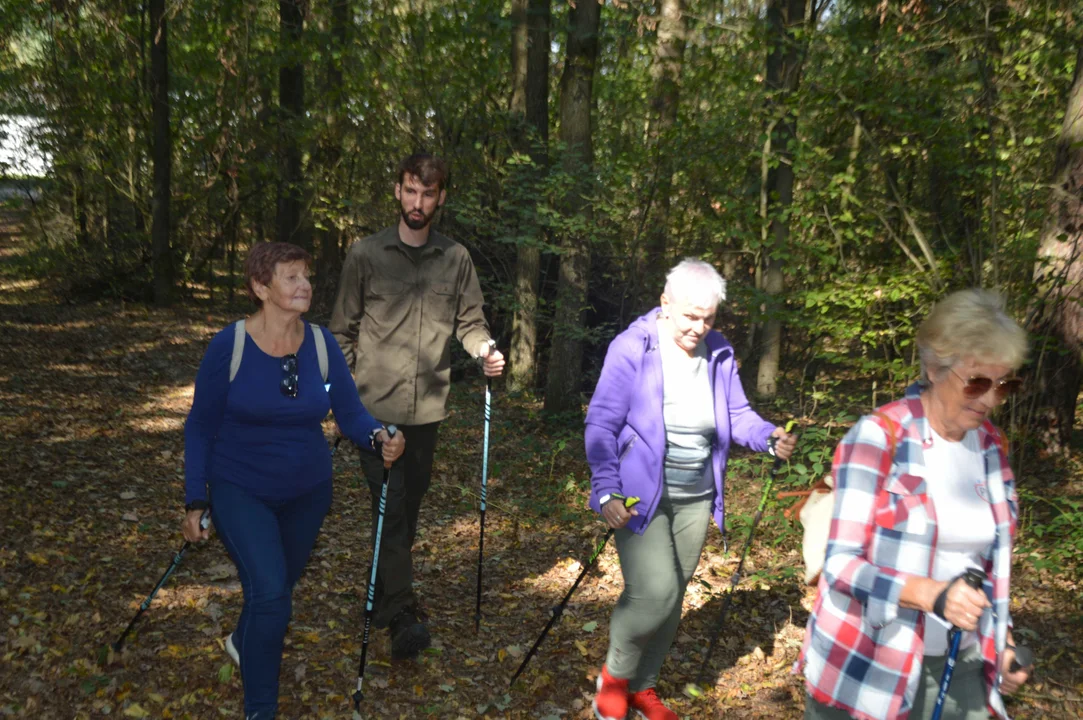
[352,689,363,712]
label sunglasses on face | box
[950,368,1023,400]
[281,354,298,398]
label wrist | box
[931,577,955,619]
[477,339,495,359]
[185,499,209,513]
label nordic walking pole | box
[353,425,397,713]
[930,568,987,720]
[687,420,796,695]
[112,509,211,652]
[475,339,495,634]
[510,493,641,687]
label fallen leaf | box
[217,663,234,683]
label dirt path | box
[1,207,1078,719]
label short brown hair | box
[243,242,312,307]
[397,153,449,191]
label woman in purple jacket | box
[585,259,795,720]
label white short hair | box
[916,288,1028,383]
[663,259,727,309]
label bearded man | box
[330,153,504,659]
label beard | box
[400,205,437,231]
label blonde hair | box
[916,288,1028,383]
[663,259,727,309]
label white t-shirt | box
[921,427,995,656]
[658,322,715,500]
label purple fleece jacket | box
[584,308,778,535]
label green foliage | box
[1018,488,1083,575]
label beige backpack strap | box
[311,323,328,383]
[229,319,246,382]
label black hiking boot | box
[389,607,430,660]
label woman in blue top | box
[182,242,404,720]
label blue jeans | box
[211,480,332,716]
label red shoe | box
[592,665,630,720]
[629,687,678,720]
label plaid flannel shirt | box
[797,383,1018,720]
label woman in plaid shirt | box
[799,289,1033,720]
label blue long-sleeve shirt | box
[184,321,382,504]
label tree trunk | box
[508,0,550,393]
[510,0,528,119]
[755,0,807,397]
[544,0,599,415]
[150,0,173,306]
[315,0,348,302]
[526,0,550,161]
[276,0,308,249]
[643,0,685,277]
[1030,46,1083,450]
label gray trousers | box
[606,494,713,692]
[804,645,990,720]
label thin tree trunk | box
[510,0,528,119]
[315,0,348,301]
[509,0,550,393]
[755,0,807,397]
[544,0,599,415]
[150,0,173,305]
[526,0,550,163]
[1030,46,1083,450]
[276,0,308,249]
[643,0,686,276]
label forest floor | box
[2,205,1082,720]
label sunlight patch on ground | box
[125,384,194,433]
[0,277,40,294]
[46,363,122,378]
[517,547,621,595]
[128,416,186,434]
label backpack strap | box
[311,323,328,383]
[230,319,327,384]
[871,410,902,458]
[229,319,246,383]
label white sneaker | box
[225,632,241,668]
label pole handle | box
[478,339,497,370]
[962,568,986,590]
[767,420,797,457]
[1009,645,1034,673]
[381,425,398,470]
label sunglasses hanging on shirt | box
[281,353,299,398]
